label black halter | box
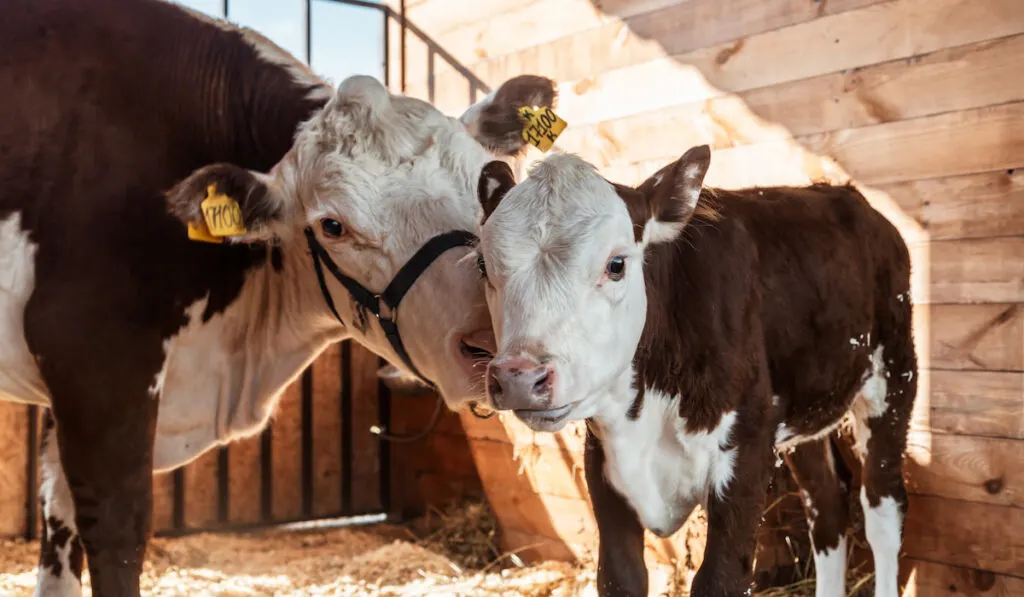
[304,227,482,441]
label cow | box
[0,1,556,595]
[472,146,918,597]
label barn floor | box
[0,500,855,596]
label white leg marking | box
[861,487,902,597]
[850,345,888,460]
[813,535,848,597]
[35,422,83,597]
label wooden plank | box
[905,432,1024,508]
[878,169,1024,242]
[903,495,1024,577]
[741,33,1024,137]
[270,380,303,522]
[925,237,1024,304]
[227,434,262,525]
[800,101,1024,186]
[311,343,343,517]
[912,370,1024,439]
[903,558,1024,597]
[554,35,1024,171]
[414,0,886,111]
[468,437,587,501]
[349,344,382,513]
[918,303,1023,372]
[151,470,175,533]
[0,403,27,537]
[182,448,219,529]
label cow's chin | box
[512,401,580,433]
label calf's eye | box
[606,255,626,281]
[476,253,488,278]
[320,218,345,238]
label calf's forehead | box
[482,154,637,276]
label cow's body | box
[475,149,917,597]
[2,1,554,595]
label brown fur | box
[1,1,329,594]
[474,75,559,157]
[589,177,917,596]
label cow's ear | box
[460,74,558,157]
[632,144,711,245]
[165,163,288,243]
[477,160,517,225]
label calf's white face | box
[475,146,711,430]
[168,74,557,410]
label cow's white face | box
[475,147,711,431]
[167,74,558,410]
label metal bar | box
[400,0,407,93]
[259,427,273,522]
[382,5,390,88]
[24,406,38,540]
[217,447,230,524]
[304,0,312,65]
[399,18,489,93]
[340,341,353,514]
[222,0,229,18]
[301,367,315,517]
[427,48,435,104]
[377,357,392,515]
[469,81,477,106]
[172,468,186,530]
[322,0,389,11]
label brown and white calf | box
[1,1,555,595]
[473,147,917,597]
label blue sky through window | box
[171,0,384,85]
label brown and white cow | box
[473,147,918,597]
[0,1,555,595]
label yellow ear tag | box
[200,184,247,237]
[518,105,567,152]
[187,220,223,244]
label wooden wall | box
[390,0,1024,592]
[0,341,481,539]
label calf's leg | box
[692,417,774,597]
[35,411,86,597]
[783,438,849,597]
[585,427,648,597]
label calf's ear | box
[478,160,517,225]
[460,74,558,157]
[632,144,711,245]
[165,163,290,244]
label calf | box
[474,146,917,597]
[1,1,555,595]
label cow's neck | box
[152,238,346,471]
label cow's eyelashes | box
[605,255,626,281]
[476,253,488,279]
[320,218,345,238]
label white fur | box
[0,213,49,407]
[850,345,888,459]
[861,489,903,597]
[593,389,737,538]
[34,421,83,597]
[813,535,847,597]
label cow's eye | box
[320,218,345,238]
[476,253,488,278]
[605,255,626,281]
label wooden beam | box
[912,370,1024,439]
[0,403,27,536]
[349,344,383,513]
[906,432,1024,508]
[919,303,1023,372]
[311,343,343,517]
[903,494,1024,577]
[924,237,1024,304]
[270,382,303,522]
[903,558,1024,597]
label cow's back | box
[709,184,911,422]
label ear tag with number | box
[200,184,247,237]
[187,219,223,243]
[518,105,567,152]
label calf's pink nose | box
[487,355,556,410]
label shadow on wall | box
[399,0,1024,593]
